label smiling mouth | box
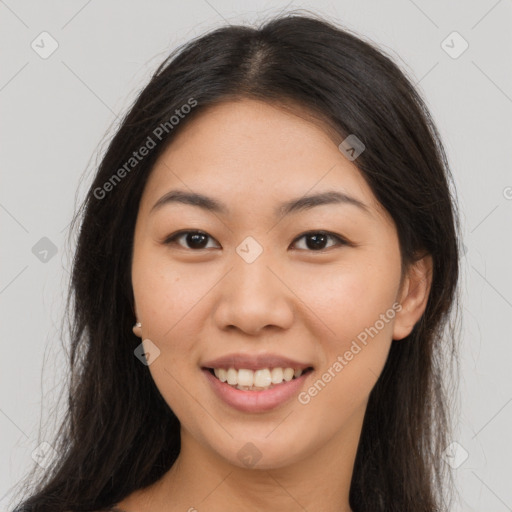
[203,366,314,391]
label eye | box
[163,230,220,250]
[163,229,350,252]
[291,231,349,251]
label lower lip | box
[202,368,313,413]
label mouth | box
[202,366,314,391]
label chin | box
[213,437,306,471]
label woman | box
[12,11,460,512]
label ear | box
[392,253,433,341]
[132,322,142,338]
[132,302,142,338]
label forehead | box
[140,99,384,219]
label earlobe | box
[132,299,142,337]
[392,254,433,340]
[133,321,142,338]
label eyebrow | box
[150,189,371,217]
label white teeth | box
[283,368,295,382]
[211,367,308,389]
[226,368,238,385]
[238,369,253,387]
[270,367,284,384]
[254,369,272,387]
[213,368,227,382]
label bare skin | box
[120,98,432,512]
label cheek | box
[132,249,210,343]
[293,259,400,410]
[294,266,398,422]
[131,255,204,416]
[299,258,400,345]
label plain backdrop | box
[1,1,511,510]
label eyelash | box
[162,229,351,252]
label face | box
[131,98,429,471]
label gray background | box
[1,1,511,510]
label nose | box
[212,250,295,336]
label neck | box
[149,407,364,512]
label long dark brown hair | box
[10,10,461,512]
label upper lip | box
[201,353,314,371]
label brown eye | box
[164,230,219,250]
[163,229,350,252]
[291,231,348,251]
